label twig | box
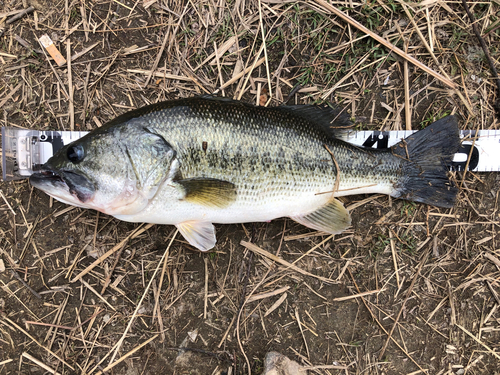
[143,28,170,87]
[204,257,209,319]
[21,352,61,375]
[389,230,400,289]
[2,6,34,31]
[397,1,472,113]
[486,280,500,305]
[346,268,427,372]
[0,82,22,108]
[3,317,74,370]
[153,227,174,342]
[66,40,74,131]
[100,238,125,294]
[71,42,99,62]
[71,224,153,283]
[0,190,15,215]
[456,323,500,361]
[333,289,385,302]
[264,292,288,317]
[9,270,42,299]
[378,249,430,359]
[313,0,456,89]
[258,0,272,101]
[241,241,335,284]
[194,36,237,71]
[404,60,411,130]
[96,335,158,375]
[461,0,500,116]
[247,286,289,303]
[14,34,42,53]
[284,84,302,104]
[106,231,177,366]
[294,308,310,359]
[80,279,116,311]
[25,321,74,330]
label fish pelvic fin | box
[392,115,460,208]
[291,197,351,234]
[177,178,237,208]
[176,221,216,251]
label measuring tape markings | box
[2,127,500,181]
[343,129,500,172]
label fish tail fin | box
[392,115,460,208]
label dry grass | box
[1,0,499,374]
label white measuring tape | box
[2,127,500,181]
[343,129,500,173]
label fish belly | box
[113,179,334,225]
[113,169,396,226]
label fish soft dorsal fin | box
[276,104,353,138]
[291,197,351,234]
[177,178,237,208]
[176,221,216,251]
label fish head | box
[30,123,177,216]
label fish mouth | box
[30,168,95,203]
[31,169,64,183]
[30,169,67,190]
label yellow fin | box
[176,221,216,251]
[178,178,236,208]
[291,197,351,234]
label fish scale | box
[28,96,459,251]
[146,99,350,195]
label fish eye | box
[67,144,85,163]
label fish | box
[29,96,460,251]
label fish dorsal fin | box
[291,197,351,234]
[198,95,353,138]
[176,221,216,251]
[276,104,353,138]
[177,178,237,208]
[199,94,234,102]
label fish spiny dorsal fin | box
[275,103,353,139]
[291,197,351,234]
[198,95,354,138]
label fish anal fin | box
[178,178,237,208]
[176,221,216,251]
[291,197,351,234]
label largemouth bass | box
[30,96,459,251]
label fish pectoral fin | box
[291,197,351,234]
[176,221,216,251]
[177,178,236,208]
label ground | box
[0,0,499,374]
